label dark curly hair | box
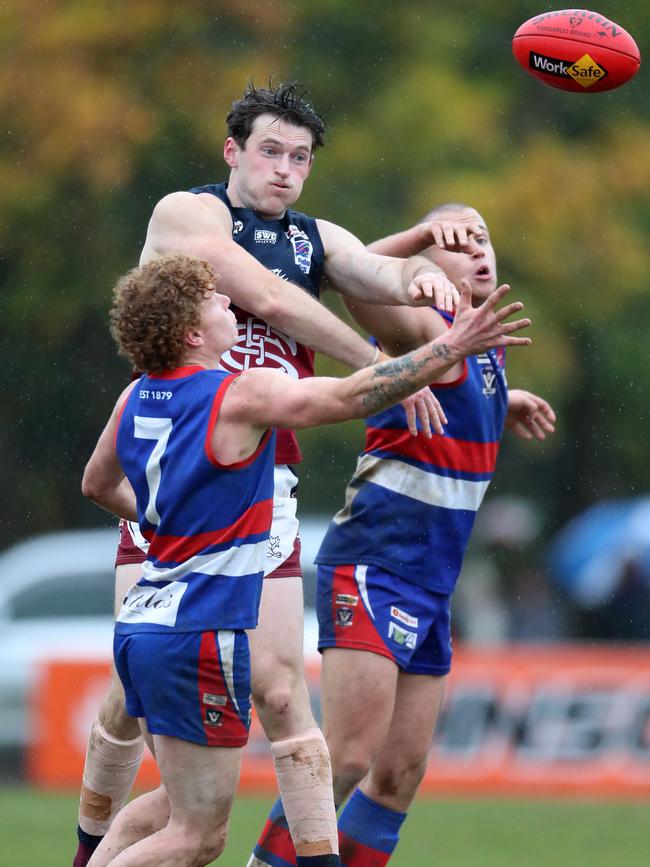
[110,254,219,373]
[226,80,325,150]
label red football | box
[512,9,641,93]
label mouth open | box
[474,266,491,279]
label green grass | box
[1,785,649,866]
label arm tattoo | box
[362,343,453,413]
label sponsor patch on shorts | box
[390,606,418,628]
[388,621,417,649]
[336,593,358,606]
[202,693,227,707]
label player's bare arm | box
[140,192,379,370]
[318,219,459,312]
[219,281,530,444]
[505,388,557,441]
[81,384,138,521]
[368,213,484,257]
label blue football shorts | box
[114,628,252,747]
[317,563,452,676]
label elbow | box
[81,466,101,503]
[254,283,290,325]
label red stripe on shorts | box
[197,631,248,747]
[331,565,393,661]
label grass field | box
[1,785,649,866]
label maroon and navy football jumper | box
[191,181,325,465]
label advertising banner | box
[28,645,650,796]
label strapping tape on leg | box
[270,727,338,854]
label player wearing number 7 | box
[81,253,530,867]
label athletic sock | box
[248,797,298,867]
[72,825,104,867]
[337,788,407,866]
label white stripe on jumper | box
[141,538,268,583]
[333,453,489,523]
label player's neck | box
[226,177,287,220]
[181,350,220,371]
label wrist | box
[431,333,463,364]
[365,345,381,367]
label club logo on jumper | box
[286,224,313,274]
[528,51,607,87]
[203,693,227,707]
[232,220,244,236]
[388,621,417,649]
[336,605,355,628]
[221,317,300,378]
[390,606,418,628]
[481,368,497,397]
[205,709,223,727]
[254,228,278,245]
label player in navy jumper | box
[250,205,555,867]
[73,81,485,867]
[81,252,531,866]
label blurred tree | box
[1,0,648,547]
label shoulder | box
[150,190,232,233]
[112,380,139,430]
[218,369,278,423]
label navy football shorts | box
[114,628,252,747]
[317,563,452,676]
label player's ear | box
[185,328,203,348]
[224,137,239,169]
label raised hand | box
[447,279,531,356]
[401,387,447,438]
[422,215,484,252]
[407,271,460,312]
[505,389,556,440]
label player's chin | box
[472,281,498,302]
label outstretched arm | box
[505,389,557,441]
[368,213,484,257]
[139,192,379,370]
[82,385,138,521]
[217,281,531,458]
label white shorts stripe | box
[217,630,240,715]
